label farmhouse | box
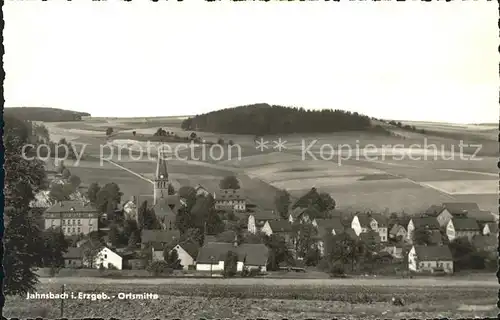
[141,229,181,249]
[261,220,293,239]
[171,241,199,270]
[195,242,269,272]
[44,200,99,236]
[63,247,83,268]
[214,189,246,212]
[446,217,481,241]
[351,213,388,242]
[383,245,404,259]
[406,217,440,243]
[482,222,498,236]
[248,210,279,234]
[389,224,407,241]
[84,246,123,270]
[312,218,344,235]
[408,245,453,274]
[425,202,478,227]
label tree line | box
[5,107,90,122]
[181,103,380,135]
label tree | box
[180,228,204,246]
[292,222,318,262]
[359,231,382,273]
[82,236,104,269]
[264,234,294,271]
[163,248,183,270]
[168,184,175,195]
[87,182,101,204]
[216,230,238,243]
[137,200,148,229]
[4,116,47,296]
[318,193,336,211]
[49,183,71,202]
[95,182,123,213]
[69,175,82,189]
[61,168,71,179]
[274,189,291,219]
[449,238,486,271]
[107,223,121,247]
[189,132,197,140]
[41,228,69,270]
[56,161,66,174]
[219,175,240,190]
[223,251,238,277]
[413,227,432,246]
[106,127,114,136]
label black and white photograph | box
[2,1,498,319]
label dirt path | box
[40,277,499,288]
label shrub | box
[147,261,173,276]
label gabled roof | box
[289,207,307,219]
[370,214,388,227]
[239,243,269,266]
[484,222,499,234]
[302,206,323,220]
[355,213,373,228]
[442,202,479,215]
[292,187,321,209]
[175,241,200,259]
[267,220,293,233]
[450,217,480,231]
[63,247,83,259]
[141,230,180,244]
[45,200,98,214]
[410,217,440,230]
[315,218,344,233]
[467,210,496,223]
[425,205,445,217]
[413,245,453,261]
[252,210,278,221]
[215,189,245,201]
[389,224,406,236]
[196,242,245,263]
[155,153,168,180]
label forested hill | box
[181,103,381,135]
[4,107,90,122]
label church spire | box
[155,152,168,180]
[153,151,169,205]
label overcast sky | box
[4,2,498,123]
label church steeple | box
[153,152,169,205]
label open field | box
[4,279,498,319]
[43,119,497,214]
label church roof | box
[155,153,169,180]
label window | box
[77,227,81,233]
[72,227,75,233]
[62,219,66,225]
[104,254,107,259]
[72,219,76,225]
[78,219,81,225]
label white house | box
[483,222,498,236]
[171,242,199,270]
[408,245,453,274]
[425,203,478,227]
[84,246,123,270]
[195,242,268,273]
[446,217,481,242]
[351,214,388,242]
[247,211,279,234]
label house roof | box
[292,187,320,209]
[355,214,373,228]
[268,220,293,233]
[252,210,278,221]
[371,214,388,227]
[30,191,53,208]
[411,217,440,230]
[152,199,176,219]
[413,245,453,261]
[63,247,83,259]
[344,228,358,240]
[315,218,344,233]
[289,207,307,219]
[196,242,269,266]
[141,230,180,244]
[175,241,200,258]
[45,200,98,214]
[472,235,497,250]
[442,202,479,215]
[196,242,246,263]
[389,224,406,236]
[215,189,245,201]
[238,243,269,266]
[467,210,496,223]
[425,205,445,217]
[485,222,499,234]
[451,217,480,231]
[204,235,217,244]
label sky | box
[4,1,498,124]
